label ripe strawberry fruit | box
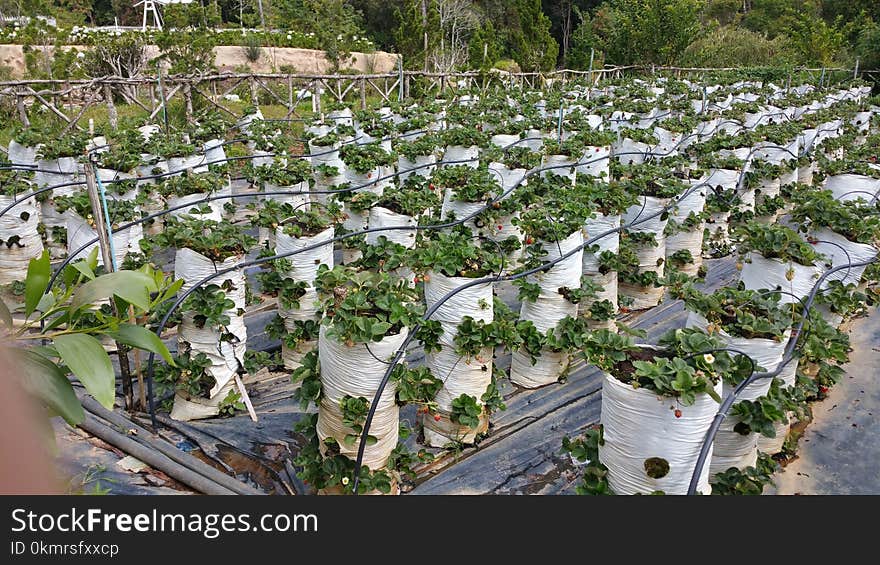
[434,414,442,422]
[674,409,682,418]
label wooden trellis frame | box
[0,65,862,131]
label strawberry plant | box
[431,165,499,203]
[156,171,228,198]
[412,228,504,278]
[439,126,489,148]
[339,143,394,174]
[682,286,792,341]
[154,350,213,398]
[394,134,439,161]
[249,156,311,186]
[280,206,341,238]
[735,221,826,266]
[147,217,256,261]
[315,266,423,344]
[450,394,482,428]
[790,190,880,245]
[291,350,322,409]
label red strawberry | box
[674,409,682,418]
[434,414,442,422]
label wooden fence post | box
[104,83,118,131]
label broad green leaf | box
[24,250,51,318]
[54,333,115,409]
[0,297,11,329]
[35,292,55,313]
[72,271,157,312]
[105,324,174,365]
[12,348,85,425]
[70,260,96,281]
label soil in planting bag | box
[810,228,878,288]
[442,145,480,168]
[738,252,824,304]
[397,154,437,183]
[599,373,721,495]
[166,192,223,222]
[366,206,418,249]
[0,192,44,285]
[317,325,404,470]
[423,321,493,447]
[66,213,143,268]
[576,146,611,179]
[823,174,880,203]
[510,230,583,389]
[8,140,37,168]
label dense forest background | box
[3,1,879,74]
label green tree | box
[273,0,367,71]
[591,0,704,65]
[505,0,559,71]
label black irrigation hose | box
[685,256,878,495]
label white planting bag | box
[366,206,418,248]
[583,214,621,274]
[823,174,880,203]
[174,248,247,399]
[510,230,583,388]
[264,181,310,208]
[0,192,44,285]
[599,374,721,495]
[810,228,877,288]
[66,213,143,267]
[739,252,823,304]
[317,326,405,470]
[275,226,335,287]
[442,145,480,168]
[397,154,436,182]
